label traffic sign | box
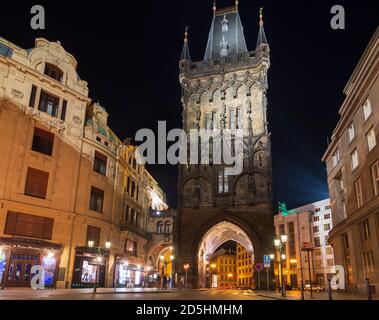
[264,255,271,268]
[255,263,263,272]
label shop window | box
[32,127,54,156]
[39,90,60,118]
[44,63,63,82]
[25,167,49,199]
[5,211,53,240]
[86,225,101,247]
[90,186,104,213]
[93,151,107,176]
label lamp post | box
[88,240,111,294]
[274,234,288,297]
[183,264,190,290]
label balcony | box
[120,221,152,240]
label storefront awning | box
[0,237,62,250]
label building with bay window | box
[322,27,379,294]
[0,36,168,289]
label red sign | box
[255,263,263,272]
[301,242,315,251]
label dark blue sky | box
[1,0,378,209]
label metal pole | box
[366,278,372,301]
[296,215,305,300]
[94,257,98,294]
[280,247,285,297]
[185,270,188,290]
[307,250,313,299]
[258,270,260,291]
[267,267,270,294]
[328,278,333,301]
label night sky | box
[1,0,378,210]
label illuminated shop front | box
[71,246,109,288]
[114,256,147,288]
[0,237,61,288]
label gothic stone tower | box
[175,3,275,288]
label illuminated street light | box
[273,235,288,297]
[88,240,95,248]
[270,254,275,260]
[97,256,102,263]
[170,255,174,261]
[290,259,297,264]
[281,234,288,243]
[183,264,190,290]
[281,254,286,260]
[105,241,112,249]
[274,239,281,248]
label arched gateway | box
[174,3,275,289]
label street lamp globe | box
[274,239,281,248]
[160,255,164,261]
[170,255,174,261]
[281,234,288,243]
[97,256,102,263]
[270,254,275,260]
[281,254,286,260]
[105,241,111,249]
[88,240,95,248]
[183,263,190,270]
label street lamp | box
[183,264,190,290]
[274,235,288,297]
[88,240,111,294]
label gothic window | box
[212,111,217,130]
[206,112,211,130]
[230,109,236,130]
[221,15,229,33]
[236,108,242,129]
[218,169,229,194]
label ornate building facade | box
[175,2,275,288]
[322,27,379,294]
[0,36,170,289]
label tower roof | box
[180,26,191,61]
[204,4,248,61]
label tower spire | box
[180,26,191,61]
[235,0,239,10]
[213,0,217,16]
[256,7,268,49]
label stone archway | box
[197,221,255,288]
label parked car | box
[304,284,325,292]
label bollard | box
[328,279,333,301]
[366,278,372,301]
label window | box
[325,205,331,210]
[157,221,164,234]
[342,201,347,219]
[324,224,331,231]
[32,127,54,156]
[39,90,59,118]
[372,161,379,196]
[313,226,319,233]
[314,237,321,247]
[93,151,107,176]
[61,100,67,121]
[315,260,323,268]
[86,225,101,247]
[164,221,172,234]
[212,111,217,130]
[236,108,242,129]
[44,63,63,82]
[332,150,340,168]
[315,208,321,213]
[5,211,53,240]
[313,216,320,222]
[348,123,355,142]
[25,167,49,199]
[230,109,236,130]
[367,129,376,151]
[218,169,229,193]
[90,187,104,213]
[205,113,211,130]
[363,99,372,121]
[324,213,331,220]
[124,239,137,256]
[327,259,334,267]
[351,150,359,170]
[326,247,333,255]
[355,178,363,208]
[361,219,371,241]
[29,85,37,108]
